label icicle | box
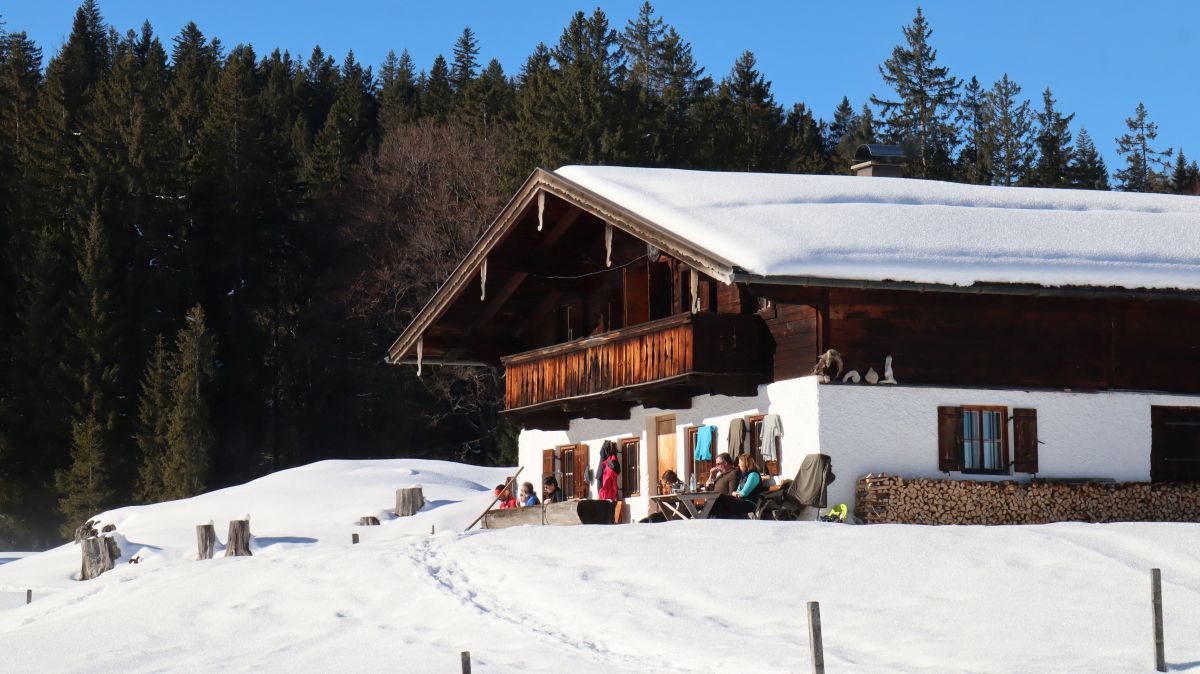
[604,223,613,267]
[537,192,545,231]
[689,268,700,314]
[416,337,423,377]
[480,258,488,301]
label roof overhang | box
[384,168,740,366]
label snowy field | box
[0,459,1198,673]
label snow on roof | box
[555,165,1200,291]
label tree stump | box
[73,519,98,544]
[196,523,217,560]
[395,487,425,517]
[80,535,120,580]
[358,516,380,526]
[225,519,252,557]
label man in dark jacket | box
[543,476,566,503]
[705,453,740,495]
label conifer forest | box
[0,2,1196,546]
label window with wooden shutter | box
[962,406,1008,473]
[1012,408,1038,473]
[560,445,576,499]
[937,406,964,472]
[619,438,640,496]
[573,443,590,499]
[542,448,557,487]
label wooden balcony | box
[501,312,772,428]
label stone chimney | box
[851,144,906,177]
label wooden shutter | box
[573,444,590,499]
[1012,408,1038,473]
[542,448,556,484]
[938,406,964,472]
[620,439,640,496]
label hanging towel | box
[728,418,747,456]
[760,414,783,461]
[694,425,716,461]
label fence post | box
[461,650,471,673]
[808,601,824,674]
[431,524,435,535]
[1152,568,1165,672]
[25,589,31,605]
[352,533,359,545]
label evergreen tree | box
[300,46,339,144]
[456,58,514,138]
[547,9,627,164]
[512,43,557,172]
[307,50,376,188]
[955,75,991,184]
[870,7,959,179]
[1115,102,1173,192]
[162,305,216,500]
[1029,87,1074,188]
[1170,149,1200,196]
[54,413,112,534]
[1066,127,1110,190]
[658,26,709,167]
[621,2,665,93]
[832,104,877,175]
[378,49,419,132]
[423,54,453,122]
[711,51,786,171]
[785,102,829,174]
[135,334,174,502]
[449,27,480,93]
[985,74,1034,186]
[827,96,859,171]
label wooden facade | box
[388,168,1200,433]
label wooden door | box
[656,416,676,494]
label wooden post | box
[196,523,217,560]
[352,533,359,544]
[808,601,825,674]
[461,651,471,674]
[25,589,31,605]
[395,487,425,517]
[225,519,252,557]
[431,524,435,535]
[1152,568,1166,672]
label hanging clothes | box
[693,425,717,461]
[760,413,783,461]
[728,418,747,456]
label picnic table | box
[649,491,723,520]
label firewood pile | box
[855,474,1200,525]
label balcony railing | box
[501,312,771,413]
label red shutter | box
[938,406,964,472]
[542,448,556,485]
[1013,408,1038,473]
[573,444,590,499]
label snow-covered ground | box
[1,459,1198,673]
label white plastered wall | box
[517,377,1200,522]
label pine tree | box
[1066,127,1110,190]
[135,334,174,502]
[378,49,420,133]
[1115,102,1173,192]
[712,51,786,171]
[423,54,454,122]
[54,413,113,534]
[162,305,216,500]
[512,43,558,172]
[456,58,515,138]
[955,75,991,184]
[870,7,959,179]
[307,50,376,188]
[785,102,829,174]
[985,74,1035,186]
[658,26,709,167]
[547,9,627,164]
[1170,149,1200,196]
[450,27,480,94]
[1030,87,1074,188]
[621,2,665,93]
[827,96,858,170]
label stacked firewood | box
[855,475,1200,525]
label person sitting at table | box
[660,469,681,494]
[705,453,740,495]
[543,476,565,503]
[711,453,764,518]
[519,481,540,507]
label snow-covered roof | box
[555,165,1200,291]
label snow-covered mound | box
[2,459,1199,673]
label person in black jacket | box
[543,476,565,503]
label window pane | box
[983,411,1002,470]
[963,410,979,470]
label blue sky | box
[5,1,1198,173]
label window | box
[551,444,590,499]
[619,438,641,496]
[685,426,714,485]
[745,414,781,476]
[963,407,1008,472]
[937,406,1038,474]
[1151,406,1200,483]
